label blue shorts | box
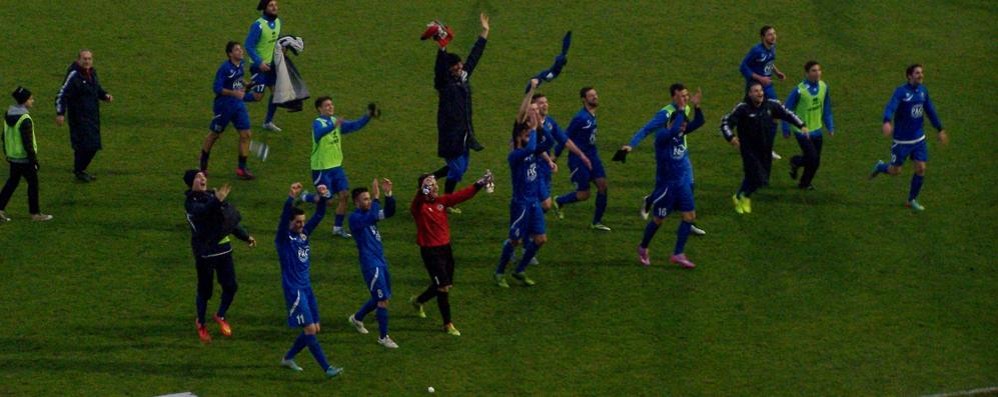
[312,167,349,194]
[362,265,392,301]
[649,182,695,219]
[285,288,320,328]
[249,64,275,90]
[508,201,546,241]
[568,154,605,192]
[446,152,470,182]
[210,101,251,133]
[537,160,553,200]
[890,139,928,166]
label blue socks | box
[515,240,540,273]
[355,298,377,321]
[674,221,692,255]
[285,333,330,371]
[593,192,608,224]
[265,97,278,124]
[876,161,890,174]
[375,307,389,339]
[334,214,345,228]
[496,239,515,274]
[555,192,579,207]
[640,221,660,248]
[909,174,924,201]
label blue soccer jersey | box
[348,197,396,270]
[740,43,776,84]
[275,197,326,298]
[883,83,942,143]
[654,111,692,186]
[509,128,539,205]
[562,107,599,158]
[213,60,247,106]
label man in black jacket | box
[720,82,806,214]
[55,49,113,182]
[183,169,256,343]
[427,13,490,208]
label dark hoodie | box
[185,189,250,258]
[4,105,35,164]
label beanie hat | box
[183,169,200,188]
[12,86,31,104]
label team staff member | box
[427,13,490,207]
[783,61,835,190]
[246,0,283,132]
[55,49,113,182]
[1,87,51,222]
[183,169,256,343]
[409,170,491,336]
[720,82,806,214]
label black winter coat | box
[185,190,249,258]
[56,63,109,151]
[435,37,487,158]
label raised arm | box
[340,115,371,135]
[304,196,328,236]
[517,79,539,123]
[627,109,669,150]
[462,13,489,76]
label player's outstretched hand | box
[938,129,949,145]
[379,178,393,196]
[480,12,490,36]
[474,169,493,188]
[316,184,329,202]
[290,182,303,199]
[690,88,703,108]
[367,102,381,119]
[216,184,232,202]
[371,178,381,199]
[247,236,257,247]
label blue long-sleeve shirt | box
[245,14,279,66]
[628,104,702,149]
[740,43,776,85]
[510,129,539,204]
[782,80,835,137]
[882,83,943,143]
[349,196,396,270]
[312,115,371,142]
[653,108,704,186]
[213,60,246,106]
[557,107,598,158]
[276,196,327,294]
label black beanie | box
[257,0,273,11]
[12,86,31,104]
[184,169,200,188]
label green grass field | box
[1,1,996,395]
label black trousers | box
[74,149,98,174]
[195,252,238,321]
[790,135,824,188]
[0,161,39,214]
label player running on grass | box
[200,41,258,179]
[309,96,379,239]
[868,64,948,212]
[275,182,343,378]
[346,178,400,349]
[551,86,611,231]
[620,84,707,236]
[631,84,705,268]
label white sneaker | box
[262,121,283,132]
[690,224,707,236]
[31,213,53,222]
[639,195,650,220]
[378,335,399,349]
[333,227,353,239]
[771,150,782,160]
[347,315,369,334]
[0,210,11,222]
[529,256,540,265]
[280,358,304,372]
